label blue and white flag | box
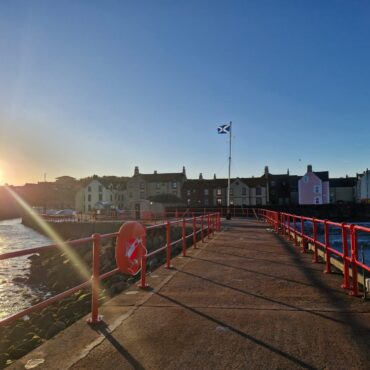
[217,123,231,134]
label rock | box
[13,276,28,283]
[45,321,66,339]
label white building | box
[356,170,370,203]
[75,176,127,213]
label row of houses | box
[5,165,370,213]
[74,165,370,212]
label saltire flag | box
[217,123,231,134]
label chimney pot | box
[307,165,313,173]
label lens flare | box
[4,186,92,282]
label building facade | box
[298,165,330,205]
[356,170,370,203]
[329,177,357,203]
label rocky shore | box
[1,224,200,368]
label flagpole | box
[227,121,232,219]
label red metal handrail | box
[259,209,369,297]
[0,212,221,327]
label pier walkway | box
[10,219,370,370]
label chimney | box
[264,166,269,175]
[154,170,157,174]
[199,173,203,180]
[307,165,313,173]
[134,166,139,176]
[182,166,186,175]
[287,168,290,176]
[213,173,216,180]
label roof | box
[313,171,329,181]
[183,177,266,189]
[78,176,129,189]
[329,177,357,187]
[136,172,186,183]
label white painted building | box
[75,177,126,213]
[356,170,370,203]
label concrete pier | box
[9,219,370,370]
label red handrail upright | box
[300,217,306,253]
[182,218,187,257]
[324,220,331,273]
[166,221,171,269]
[312,218,318,263]
[349,225,360,296]
[87,233,102,324]
[193,216,197,248]
[341,223,350,290]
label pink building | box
[298,165,330,205]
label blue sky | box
[0,0,370,185]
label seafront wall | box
[21,212,124,239]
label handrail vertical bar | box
[182,218,186,256]
[300,217,305,253]
[207,214,211,237]
[88,233,101,324]
[341,223,350,289]
[312,218,318,263]
[293,216,297,245]
[350,225,360,296]
[166,221,171,268]
[201,216,204,242]
[324,220,331,273]
[193,216,197,248]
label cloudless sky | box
[1,0,370,185]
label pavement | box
[9,219,370,370]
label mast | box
[227,121,232,213]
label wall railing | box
[0,213,221,327]
[259,209,369,297]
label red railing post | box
[207,214,211,237]
[293,216,297,245]
[324,220,331,273]
[287,215,291,240]
[212,215,215,237]
[139,254,148,288]
[201,216,204,242]
[166,221,171,269]
[349,225,360,296]
[193,216,197,248]
[341,223,350,290]
[182,218,186,256]
[312,218,318,263]
[300,218,306,253]
[87,233,102,324]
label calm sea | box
[0,218,52,320]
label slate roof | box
[329,177,357,187]
[137,172,186,183]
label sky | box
[0,0,370,185]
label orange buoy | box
[115,222,146,275]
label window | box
[156,183,160,190]
[187,190,191,196]
[303,176,309,183]
[230,189,233,196]
[98,185,103,192]
[271,181,276,187]
[204,198,209,206]
[140,191,145,199]
[217,198,222,205]
[99,193,103,201]
[256,187,262,196]
[140,182,145,190]
[315,197,320,204]
[172,181,177,189]
[235,181,239,186]
[242,187,247,196]
[187,198,191,205]
[204,189,209,196]
[88,186,91,192]
[217,188,222,196]
[314,185,320,194]
[88,194,91,201]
